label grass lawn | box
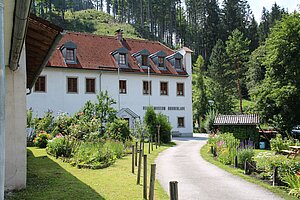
[200,144,299,200]
[6,143,172,200]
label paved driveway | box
[156,134,282,200]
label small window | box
[175,58,182,69]
[34,76,46,92]
[142,55,148,66]
[66,48,75,62]
[119,54,126,65]
[160,82,168,95]
[143,81,152,95]
[178,117,185,128]
[119,80,127,94]
[177,83,184,96]
[86,78,95,93]
[67,77,78,93]
[158,57,164,68]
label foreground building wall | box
[4,0,27,190]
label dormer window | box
[142,55,148,66]
[166,52,184,71]
[119,53,126,65]
[112,47,129,68]
[61,41,77,64]
[175,58,182,69]
[158,57,165,68]
[149,51,167,70]
[66,48,75,62]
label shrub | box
[238,148,255,165]
[270,134,294,153]
[254,152,300,180]
[47,134,77,158]
[144,106,157,137]
[156,113,172,143]
[72,142,115,168]
[283,174,300,198]
[203,109,218,133]
[104,140,124,158]
[34,110,54,133]
[51,112,74,136]
[106,118,131,142]
[33,131,52,148]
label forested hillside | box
[31,1,300,132]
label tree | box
[193,55,208,128]
[144,106,157,138]
[208,39,233,113]
[253,13,300,131]
[226,29,250,113]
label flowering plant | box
[33,130,52,148]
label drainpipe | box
[9,0,32,71]
[0,0,6,198]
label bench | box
[282,149,297,158]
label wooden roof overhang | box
[26,14,63,90]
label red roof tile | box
[47,32,188,76]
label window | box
[177,83,184,96]
[67,77,78,93]
[143,81,152,95]
[142,55,148,66]
[175,58,182,69]
[178,117,185,128]
[34,76,46,92]
[158,56,164,67]
[160,82,168,95]
[119,80,127,94]
[66,48,75,62]
[119,54,126,65]
[86,78,95,93]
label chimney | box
[115,29,123,42]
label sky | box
[244,0,299,21]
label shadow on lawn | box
[5,149,105,200]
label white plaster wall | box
[5,47,27,190]
[27,51,193,136]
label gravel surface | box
[155,134,283,200]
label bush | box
[283,174,300,198]
[47,134,77,158]
[203,109,218,133]
[156,113,172,143]
[72,142,115,168]
[238,148,255,165]
[33,131,52,148]
[254,152,300,180]
[106,118,131,142]
[34,111,54,133]
[144,107,157,137]
[104,140,124,158]
[270,134,294,153]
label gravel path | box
[155,134,282,200]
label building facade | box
[27,32,193,136]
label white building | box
[27,31,193,136]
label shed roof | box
[214,114,260,125]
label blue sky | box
[245,0,299,21]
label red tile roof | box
[47,32,188,76]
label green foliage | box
[203,109,218,133]
[27,108,35,128]
[51,112,74,136]
[144,107,157,137]
[238,148,255,165]
[156,113,172,143]
[270,134,299,153]
[33,131,52,148]
[106,118,131,142]
[46,134,77,158]
[253,13,300,131]
[283,174,300,198]
[34,110,54,133]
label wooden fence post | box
[132,145,135,174]
[151,135,154,151]
[234,156,238,168]
[137,149,143,185]
[135,141,138,166]
[148,137,151,154]
[157,125,161,147]
[169,181,178,200]
[273,166,278,186]
[244,159,249,175]
[143,155,147,199]
[149,164,156,200]
[210,146,214,155]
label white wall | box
[4,0,27,191]
[27,50,193,136]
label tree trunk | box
[237,78,243,113]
